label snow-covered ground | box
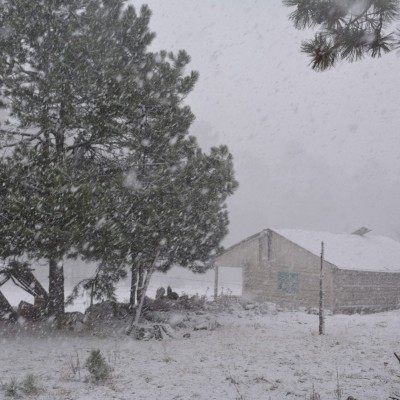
[1,302,400,400]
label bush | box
[21,374,41,395]
[2,378,19,397]
[1,374,42,397]
[85,349,111,381]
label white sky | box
[137,0,400,246]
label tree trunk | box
[130,264,137,307]
[48,258,65,326]
[137,263,144,304]
[126,249,160,335]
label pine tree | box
[0,0,238,318]
[73,119,238,308]
[119,143,237,307]
[283,0,400,71]
[0,0,191,318]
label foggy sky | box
[137,0,400,246]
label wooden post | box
[319,241,325,335]
[214,263,219,301]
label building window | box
[277,271,299,293]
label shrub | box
[85,349,111,381]
[21,374,41,395]
[1,374,42,397]
[2,378,19,397]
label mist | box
[139,0,400,246]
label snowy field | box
[1,302,400,400]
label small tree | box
[283,0,400,71]
[85,349,111,381]
[66,261,127,307]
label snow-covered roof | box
[273,229,400,273]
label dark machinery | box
[0,260,48,321]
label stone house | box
[214,228,400,313]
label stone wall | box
[333,268,400,313]
[261,231,335,310]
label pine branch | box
[284,0,400,70]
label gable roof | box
[273,229,400,273]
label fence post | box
[319,241,325,335]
